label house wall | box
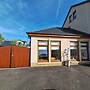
[63,2,90,34]
[30,37,80,67]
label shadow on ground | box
[79,64,90,67]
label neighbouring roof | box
[27,27,90,38]
[62,0,90,27]
[18,39,27,43]
[1,41,12,46]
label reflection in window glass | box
[38,46,48,60]
[70,42,77,46]
[69,15,73,23]
[70,47,78,59]
[51,42,59,45]
[51,46,60,60]
[38,41,48,45]
[81,47,88,60]
[70,42,78,60]
[73,10,76,19]
[81,42,88,61]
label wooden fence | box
[0,46,30,68]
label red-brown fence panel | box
[0,46,11,68]
[11,46,29,68]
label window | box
[69,15,73,23]
[81,42,88,61]
[69,10,76,23]
[70,42,78,60]
[51,41,60,62]
[38,41,48,62]
[73,10,76,19]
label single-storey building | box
[27,27,90,67]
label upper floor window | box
[69,10,77,23]
[73,10,76,19]
[69,15,73,23]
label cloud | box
[18,0,25,14]
[0,1,15,17]
[0,3,8,16]
[19,0,24,9]
[18,25,25,31]
[56,0,62,19]
[0,26,26,37]
[0,26,17,34]
[5,3,15,12]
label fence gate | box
[0,46,30,68]
[0,46,11,68]
[11,46,30,68]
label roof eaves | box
[27,32,80,37]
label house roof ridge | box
[26,27,61,33]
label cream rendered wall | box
[30,37,78,67]
[63,3,90,34]
[31,37,49,67]
[30,37,37,67]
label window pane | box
[70,48,78,59]
[73,10,76,19]
[69,15,73,23]
[70,42,77,46]
[39,46,48,60]
[81,47,88,60]
[38,41,48,45]
[51,46,60,60]
[51,41,59,45]
[70,47,77,49]
[81,43,87,46]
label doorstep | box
[31,62,62,67]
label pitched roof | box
[1,41,12,46]
[62,1,90,27]
[27,27,90,38]
[18,39,27,43]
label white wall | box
[63,2,90,34]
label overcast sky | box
[0,0,86,43]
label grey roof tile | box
[27,27,90,37]
[1,41,12,46]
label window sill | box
[37,62,49,65]
[38,60,48,62]
[51,60,60,62]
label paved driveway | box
[0,65,90,90]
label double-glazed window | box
[73,10,76,19]
[70,42,78,60]
[38,41,61,62]
[51,41,60,62]
[81,42,88,61]
[69,10,77,23]
[69,15,73,23]
[38,41,48,62]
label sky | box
[0,0,86,43]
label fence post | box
[29,48,31,67]
[10,45,12,68]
